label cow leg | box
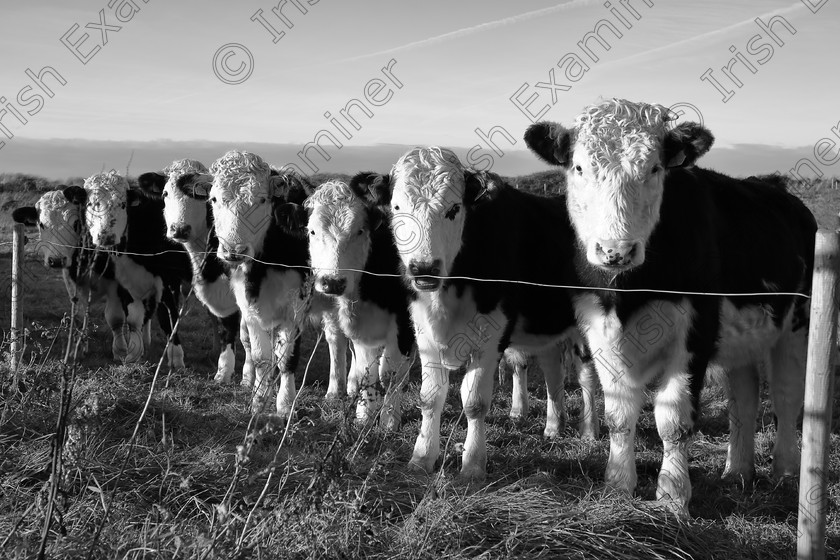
[722,364,759,484]
[601,372,644,497]
[654,371,694,514]
[379,334,408,430]
[104,285,128,361]
[322,311,348,399]
[248,320,276,414]
[409,335,449,473]
[213,312,239,384]
[506,348,530,422]
[159,284,185,369]
[768,327,807,479]
[459,347,502,481]
[240,316,254,388]
[273,325,301,418]
[535,343,566,438]
[347,341,359,398]
[353,343,384,424]
[578,357,601,440]
[124,299,147,364]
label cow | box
[524,98,816,514]
[136,159,255,385]
[181,150,347,415]
[361,147,594,480]
[280,177,416,429]
[81,171,193,367]
[12,189,141,361]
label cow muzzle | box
[97,233,117,248]
[591,239,644,270]
[318,275,347,296]
[47,256,66,268]
[219,242,251,264]
[169,224,192,242]
[407,258,443,291]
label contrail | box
[333,0,596,64]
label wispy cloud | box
[601,1,806,69]
[332,0,596,64]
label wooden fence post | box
[797,229,840,560]
[10,223,24,371]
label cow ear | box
[12,206,38,226]
[368,206,385,231]
[270,171,314,204]
[463,170,503,206]
[349,172,391,206]
[524,121,574,168]
[274,202,309,235]
[663,122,714,168]
[137,172,168,196]
[127,189,142,207]
[63,185,87,205]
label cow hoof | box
[457,464,487,483]
[379,410,401,431]
[325,388,344,401]
[213,370,233,384]
[656,497,690,519]
[408,457,436,475]
[721,468,755,490]
[167,345,185,369]
[543,426,560,439]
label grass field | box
[0,171,839,559]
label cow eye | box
[444,203,460,220]
[651,164,662,174]
[393,204,400,211]
[162,191,169,198]
[357,228,364,236]
[574,165,583,174]
[210,197,217,204]
[259,197,267,204]
[309,229,315,236]
[120,202,126,209]
[38,221,46,230]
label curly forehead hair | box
[164,159,208,179]
[304,181,359,210]
[392,147,465,202]
[209,150,273,204]
[38,190,73,213]
[84,171,129,203]
[576,99,675,180]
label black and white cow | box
[281,177,416,429]
[183,151,347,415]
[136,159,255,385]
[362,147,593,480]
[12,189,139,361]
[82,171,193,367]
[525,98,816,513]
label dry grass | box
[0,172,839,559]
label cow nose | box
[594,239,642,268]
[169,224,191,241]
[219,242,249,263]
[47,256,65,268]
[408,258,442,277]
[99,233,117,247]
[319,276,347,296]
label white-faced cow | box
[363,147,592,480]
[186,150,347,415]
[285,177,415,429]
[136,159,255,385]
[82,171,193,367]
[525,98,816,513]
[12,189,139,361]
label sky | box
[0,0,838,180]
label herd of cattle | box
[10,99,818,515]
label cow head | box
[300,178,384,297]
[525,98,714,272]
[137,159,211,244]
[12,187,86,269]
[82,171,137,248]
[369,147,491,291]
[199,150,310,265]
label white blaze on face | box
[389,147,467,277]
[208,151,274,261]
[161,159,210,243]
[83,172,130,248]
[567,100,670,269]
[34,190,82,268]
[305,181,371,296]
